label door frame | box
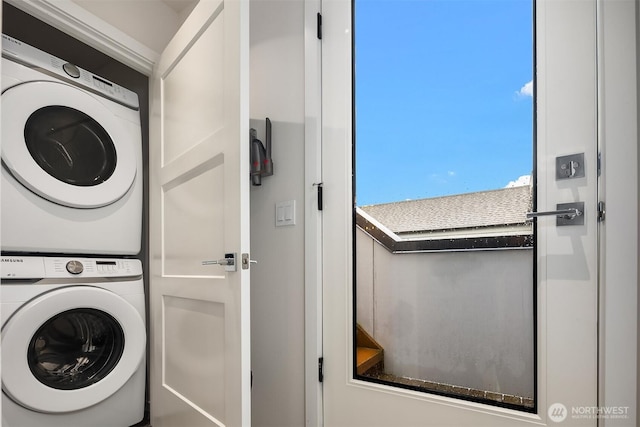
[303,0,324,426]
[303,0,639,426]
[596,0,639,421]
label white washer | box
[1,256,146,427]
[1,34,142,255]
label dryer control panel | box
[1,256,142,279]
[1,34,139,110]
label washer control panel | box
[1,256,142,279]
[1,34,139,110]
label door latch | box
[202,253,237,271]
[242,253,257,270]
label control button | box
[66,260,84,275]
[62,62,81,78]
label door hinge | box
[317,13,322,40]
[597,152,602,177]
[314,182,323,211]
[318,357,324,382]
[598,201,606,222]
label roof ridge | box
[358,184,532,208]
[359,185,533,233]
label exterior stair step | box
[356,346,384,375]
[356,323,384,375]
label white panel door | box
[321,0,598,426]
[149,0,250,426]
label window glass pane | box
[354,0,535,410]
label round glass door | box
[24,106,118,187]
[1,81,137,208]
[28,308,125,390]
[1,286,145,413]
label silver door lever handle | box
[202,258,234,266]
[526,208,582,220]
[202,253,237,271]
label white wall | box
[356,228,535,398]
[249,1,306,426]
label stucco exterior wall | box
[356,227,535,398]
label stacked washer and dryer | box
[1,34,146,427]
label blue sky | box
[355,0,533,206]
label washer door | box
[1,286,145,413]
[1,81,137,208]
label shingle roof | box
[359,186,533,234]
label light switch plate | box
[276,200,296,227]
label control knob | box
[62,62,80,78]
[66,260,84,275]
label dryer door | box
[1,286,146,413]
[1,81,137,208]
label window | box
[353,0,536,410]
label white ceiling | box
[71,0,199,55]
[162,0,198,14]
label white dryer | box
[1,34,142,255]
[1,256,146,427]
